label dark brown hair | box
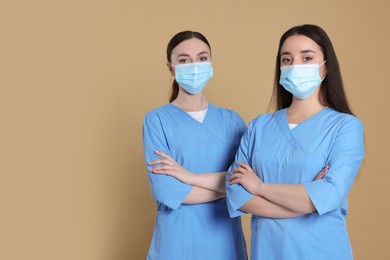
[269,24,354,115]
[166,31,211,102]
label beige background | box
[1,0,389,259]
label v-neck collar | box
[167,103,213,126]
[275,107,329,144]
[283,107,329,130]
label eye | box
[281,57,291,65]
[199,56,209,62]
[303,56,313,62]
[178,58,190,63]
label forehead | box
[171,38,211,57]
[280,35,322,54]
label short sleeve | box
[304,116,364,215]
[226,120,256,218]
[143,111,192,210]
[231,110,247,138]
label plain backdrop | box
[1,0,389,259]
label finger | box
[314,166,329,180]
[228,177,242,185]
[315,173,325,180]
[148,158,170,166]
[317,170,326,179]
[151,168,173,175]
[150,165,174,172]
[314,171,322,180]
[149,158,180,167]
[318,165,329,174]
[237,162,253,172]
[231,168,246,174]
[154,150,174,162]
[228,173,242,182]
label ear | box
[324,59,328,72]
[167,62,175,76]
[321,62,328,78]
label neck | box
[287,92,327,124]
[171,90,208,112]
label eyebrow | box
[281,49,317,56]
[176,51,210,58]
[197,51,210,56]
[176,54,190,58]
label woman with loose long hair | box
[227,24,364,259]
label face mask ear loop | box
[168,62,176,75]
[320,60,327,81]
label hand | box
[314,165,329,181]
[228,162,263,196]
[148,151,193,184]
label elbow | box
[296,200,318,215]
[307,201,318,214]
[310,195,347,216]
[239,203,251,214]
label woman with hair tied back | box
[227,24,364,260]
[142,31,248,260]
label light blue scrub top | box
[143,103,248,260]
[226,108,364,260]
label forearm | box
[183,186,225,204]
[256,183,316,214]
[240,196,305,218]
[189,172,226,193]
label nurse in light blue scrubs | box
[227,24,364,260]
[143,31,247,260]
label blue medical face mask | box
[279,61,326,99]
[173,62,214,94]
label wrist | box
[186,171,196,185]
[254,182,265,196]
